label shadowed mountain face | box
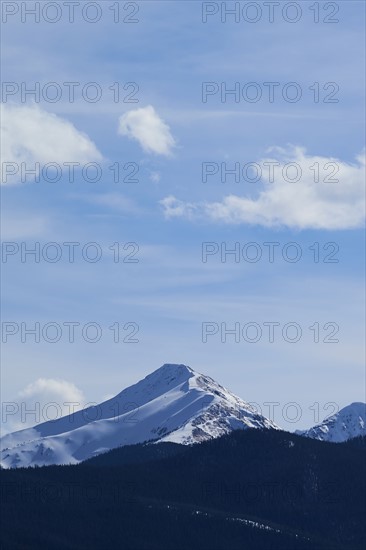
[1,364,279,468]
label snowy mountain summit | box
[296,402,366,442]
[1,363,279,469]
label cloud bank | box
[160,147,365,230]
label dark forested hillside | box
[1,430,365,550]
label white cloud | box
[1,103,102,184]
[160,147,365,230]
[2,378,85,433]
[160,195,199,220]
[118,105,176,156]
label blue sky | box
[1,1,365,432]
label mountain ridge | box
[2,364,364,469]
[2,429,365,550]
[1,363,279,468]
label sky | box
[1,0,365,433]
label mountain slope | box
[1,430,365,550]
[296,402,366,442]
[1,363,279,468]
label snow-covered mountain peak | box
[1,364,279,469]
[160,363,194,375]
[140,363,195,388]
[296,402,366,442]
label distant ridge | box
[296,402,366,442]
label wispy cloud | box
[0,212,49,239]
[73,192,140,215]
